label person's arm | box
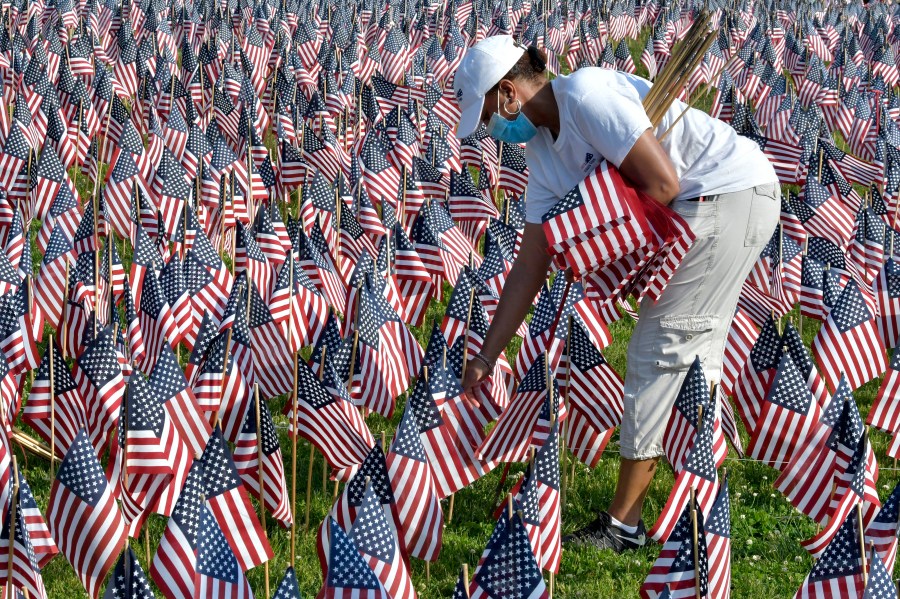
[461,222,552,406]
[618,129,680,205]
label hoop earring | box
[504,98,522,116]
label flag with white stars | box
[866,481,900,586]
[796,510,864,597]
[864,544,899,599]
[47,429,126,599]
[470,509,549,599]
[651,391,719,542]
[195,503,253,597]
[323,516,388,598]
[72,325,125,453]
[0,474,48,599]
[150,460,204,599]
[642,498,708,598]
[749,351,824,470]
[272,566,301,599]
[349,481,417,598]
[233,394,292,527]
[386,398,444,561]
[101,546,153,599]
[201,425,273,571]
[813,279,887,391]
[705,476,732,599]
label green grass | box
[19,39,897,599]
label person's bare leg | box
[607,457,659,526]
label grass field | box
[24,295,896,598]
[16,36,895,599]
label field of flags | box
[3,0,900,593]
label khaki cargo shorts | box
[619,182,781,461]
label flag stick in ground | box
[346,282,362,394]
[49,335,56,477]
[304,349,328,532]
[290,352,299,563]
[212,326,234,429]
[463,563,470,598]
[61,262,70,359]
[254,384,270,597]
[691,487,701,599]
[6,455,17,598]
[561,316,573,509]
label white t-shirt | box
[523,68,778,223]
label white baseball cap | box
[453,35,526,139]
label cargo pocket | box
[744,183,780,247]
[654,315,719,371]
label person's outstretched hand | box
[461,359,491,409]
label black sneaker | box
[562,512,647,553]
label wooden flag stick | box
[459,286,477,381]
[289,351,300,566]
[858,502,868,585]
[48,336,56,478]
[690,488,701,599]
[304,443,315,533]
[462,563,471,598]
[254,384,270,598]
[6,455,17,599]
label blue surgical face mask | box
[486,94,537,144]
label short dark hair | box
[490,45,547,92]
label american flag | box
[290,358,372,475]
[813,279,887,392]
[531,421,561,573]
[323,517,389,598]
[16,470,57,568]
[866,481,900,576]
[47,429,126,599]
[801,435,870,559]
[705,476,732,599]
[349,481,417,599]
[158,256,191,348]
[405,365,496,498]
[247,282,294,398]
[272,566,302,599]
[470,510,549,599]
[233,394,292,527]
[0,281,40,378]
[650,394,719,542]
[34,223,74,333]
[23,340,85,459]
[498,142,529,197]
[123,368,179,477]
[201,426,273,571]
[641,499,708,599]
[150,459,204,599]
[874,259,900,351]
[749,351,825,470]
[350,280,421,418]
[795,510,864,598]
[137,269,179,373]
[863,545,896,599]
[195,502,254,597]
[478,353,552,464]
[317,444,401,580]
[0,476,48,599]
[775,377,856,523]
[73,325,125,453]
[386,399,444,561]
[101,546,153,599]
[869,338,900,435]
[561,318,622,467]
[663,357,712,473]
